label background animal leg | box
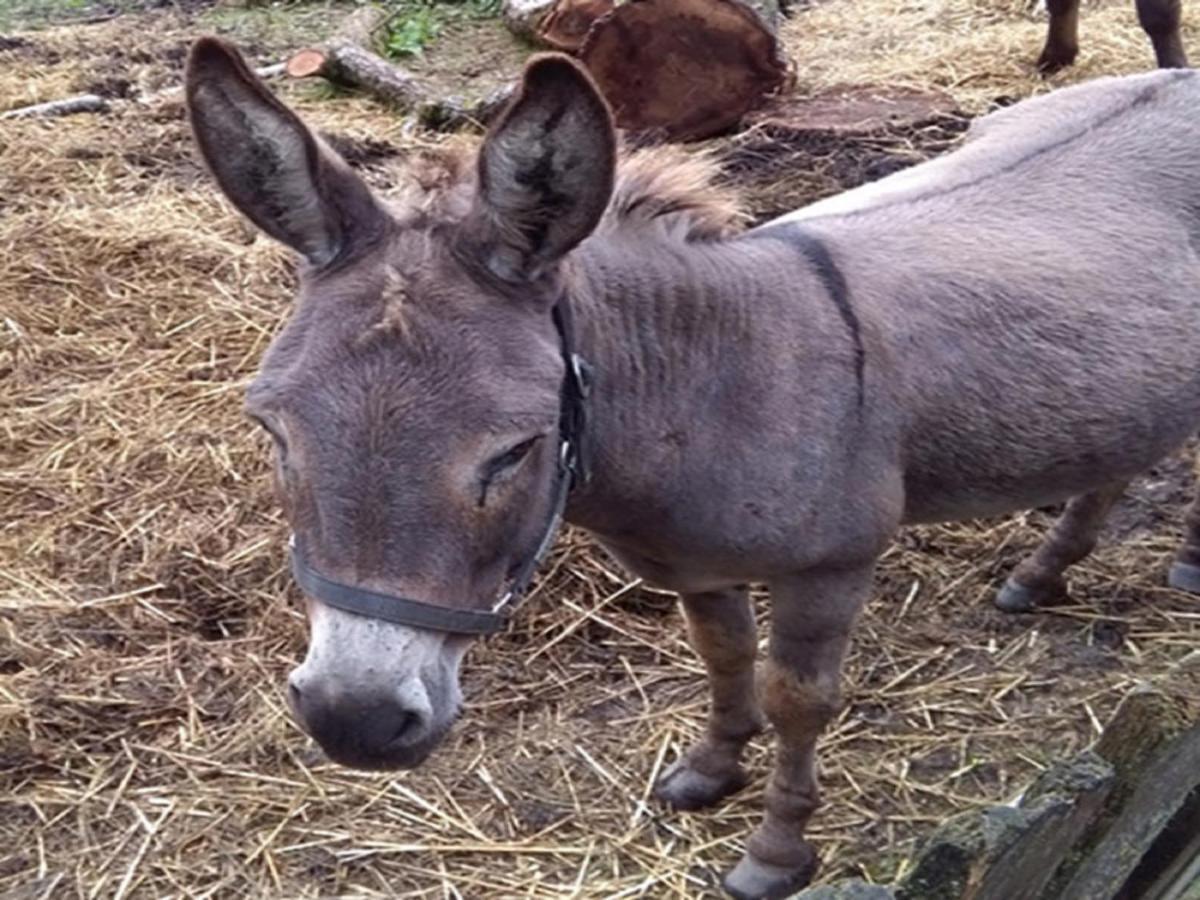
[1168,492,1200,592]
[723,567,872,900]
[1038,0,1081,73]
[1136,0,1188,68]
[655,588,764,810]
[995,482,1127,613]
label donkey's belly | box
[900,374,1200,524]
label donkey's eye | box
[251,415,288,456]
[488,437,539,476]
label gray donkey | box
[187,36,1200,900]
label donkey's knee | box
[720,660,837,899]
[1136,0,1188,68]
[747,660,840,861]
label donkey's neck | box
[560,228,865,555]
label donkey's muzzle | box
[287,674,439,769]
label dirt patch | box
[718,92,971,221]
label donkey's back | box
[773,70,1200,525]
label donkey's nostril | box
[287,678,303,710]
[389,711,421,746]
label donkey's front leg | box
[723,567,872,900]
[656,588,764,811]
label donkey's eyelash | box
[250,415,289,454]
[477,437,542,506]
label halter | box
[287,298,592,636]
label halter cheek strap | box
[287,298,592,636]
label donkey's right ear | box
[186,37,385,267]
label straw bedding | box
[2,1,1198,897]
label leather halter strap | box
[287,298,592,636]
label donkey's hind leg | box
[995,482,1128,613]
[1167,493,1200,592]
[1136,0,1188,69]
[655,587,764,811]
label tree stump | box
[578,0,789,141]
[535,0,614,52]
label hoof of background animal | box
[993,578,1049,613]
[1036,45,1079,74]
[653,756,748,811]
[1167,560,1200,594]
[722,846,818,900]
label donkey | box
[186,36,1200,900]
[1039,0,1186,72]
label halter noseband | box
[287,298,592,636]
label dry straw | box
[2,1,1199,897]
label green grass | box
[378,0,500,59]
[0,0,148,31]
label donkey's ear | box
[470,53,616,282]
[186,37,385,267]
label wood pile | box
[797,685,1200,900]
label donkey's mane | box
[388,143,747,243]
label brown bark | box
[285,6,425,110]
[286,41,425,110]
[578,0,789,142]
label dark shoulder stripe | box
[749,223,864,408]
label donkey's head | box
[187,38,615,769]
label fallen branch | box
[285,5,509,131]
[1,63,286,120]
[2,94,109,120]
[415,82,517,132]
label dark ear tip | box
[187,36,242,77]
[522,52,598,92]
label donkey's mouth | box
[308,713,457,772]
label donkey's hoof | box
[654,757,747,811]
[994,579,1041,613]
[722,848,818,900]
[1036,43,1078,74]
[1168,561,1200,594]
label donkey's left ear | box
[469,54,616,283]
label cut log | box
[285,6,425,110]
[535,0,614,52]
[286,41,426,110]
[741,85,960,136]
[578,0,789,141]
